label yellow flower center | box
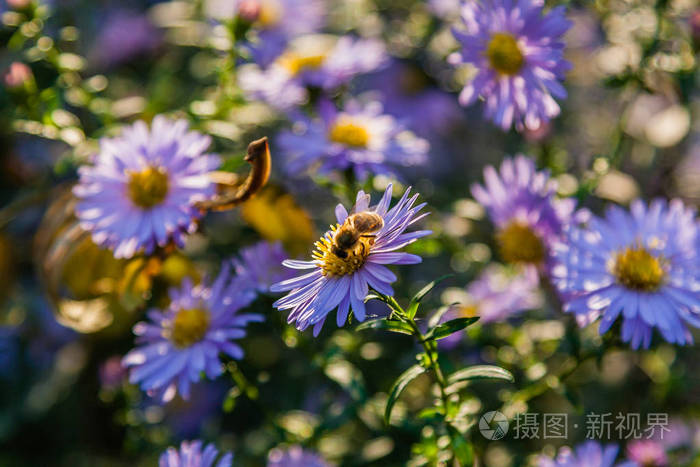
[328,121,370,148]
[459,304,479,318]
[313,224,375,277]
[127,166,169,209]
[496,221,546,264]
[171,308,210,348]
[279,52,326,76]
[257,0,282,27]
[486,32,524,75]
[612,247,665,292]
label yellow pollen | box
[486,32,524,75]
[257,0,282,27]
[127,166,169,209]
[328,121,370,148]
[496,222,546,264]
[279,53,326,76]
[613,247,665,292]
[314,225,374,277]
[171,308,210,348]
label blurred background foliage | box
[0,0,699,465]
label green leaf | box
[407,275,453,318]
[427,303,460,328]
[446,365,514,388]
[425,317,479,341]
[385,364,427,425]
[446,423,474,466]
[356,319,413,335]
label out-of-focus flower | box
[3,62,33,89]
[271,184,430,335]
[241,186,316,256]
[538,441,619,467]
[159,440,232,467]
[239,35,387,110]
[91,10,161,68]
[472,155,575,267]
[439,264,541,348]
[99,355,128,391]
[449,0,572,130]
[73,116,220,259]
[360,61,464,138]
[428,0,461,20]
[122,266,262,402]
[7,0,31,10]
[690,9,700,46]
[625,440,668,467]
[278,100,429,180]
[231,241,295,296]
[267,445,329,467]
[206,0,324,66]
[551,199,700,349]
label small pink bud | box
[3,62,33,89]
[523,121,551,142]
[238,0,261,23]
[7,0,32,10]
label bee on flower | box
[271,184,430,335]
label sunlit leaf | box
[407,274,453,318]
[385,364,427,425]
[356,319,413,335]
[446,365,514,388]
[424,317,479,341]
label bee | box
[331,211,384,259]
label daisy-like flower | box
[438,264,541,348]
[271,184,430,335]
[231,241,295,296]
[472,155,575,267]
[159,440,232,467]
[448,0,572,130]
[267,446,329,467]
[625,440,669,467]
[278,99,429,180]
[73,116,220,259]
[538,441,620,467]
[551,199,700,349]
[205,0,325,66]
[122,265,262,402]
[239,35,387,111]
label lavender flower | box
[231,241,295,296]
[625,440,668,467]
[239,35,387,111]
[159,440,232,467]
[278,99,429,180]
[551,199,700,349]
[73,116,220,259]
[449,0,572,130]
[271,184,430,335]
[538,441,619,467]
[471,155,575,267]
[267,446,329,467]
[91,10,160,68]
[122,266,262,402]
[205,0,324,66]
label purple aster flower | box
[267,445,329,467]
[271,184,430,335]
[438,264,541,348]
[359,61,464,138]
[73,116,220,259]
[91,10,161,68]
[551,199,700,349]
[122,265,263,403]
[239,35,387,111]
[471,155,575,267]
[231,241,295,296]
[159,440,232,467]
[625,440,669,467]
[278,99,429,180]
[448,0,572,130]
[538,441,620,467]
